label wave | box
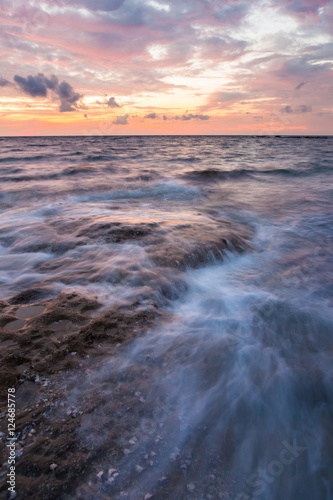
[74,181,202,202]
[182,168,251,181]
[0,166,95,183]
[167,156,202,162]
[0,155,48,163]
[182,165,333,182]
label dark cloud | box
[112,113,129,125]
[296,104,312,113]
[175,113,210,121]
[281,105,293,114]
[57,81,81,112]
[107,97,120,108]
[0,77,11,87]
[14,73,57,97]
[145,112,157,119]
[13,73,82,112]
[281,104,312,113]
[295,81,306,90]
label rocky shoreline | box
[0,218,251,499]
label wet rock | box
[9,287,50,305]
[16,382,39,412]
[187,482,196,492]
[108,468,118,477]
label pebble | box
[96,471,104,479]
[9,492,17,500]
[29,429,36,435]
[187,483,196,492]
[49,464,58,471]
[144,494,153,500]
[135,465,144,474]
[108,468,118,477]
[129,437,137,445]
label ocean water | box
[1,136,333,499]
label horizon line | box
[1,134,332,138]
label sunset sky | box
[0,0,332,135]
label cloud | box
[14,73,58,97]
[71,0,125,11]
[281,105,312,113]
[56,80,81,112]
[295,81,306,90]
[272,0,331,20]
[107,97,121,108]
[0,77,11,87]
[13,73,82,112]
[1,0,332,134]
[112,113,129,125]
[281,105,293,114]
[296,104,312,113]
[175,113,210,121]
[202,90,248,110]
[145,112,157,119]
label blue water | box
[1,136,333,499]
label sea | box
[0,135,333,499]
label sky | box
[0,0,332,135]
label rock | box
[49,464,58,471]
[96,471,104,479]
[187,483,196,492]
[144,494,153,500]
[135,465,144,474]
[9,492,17,500]
[108,468,118,477]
